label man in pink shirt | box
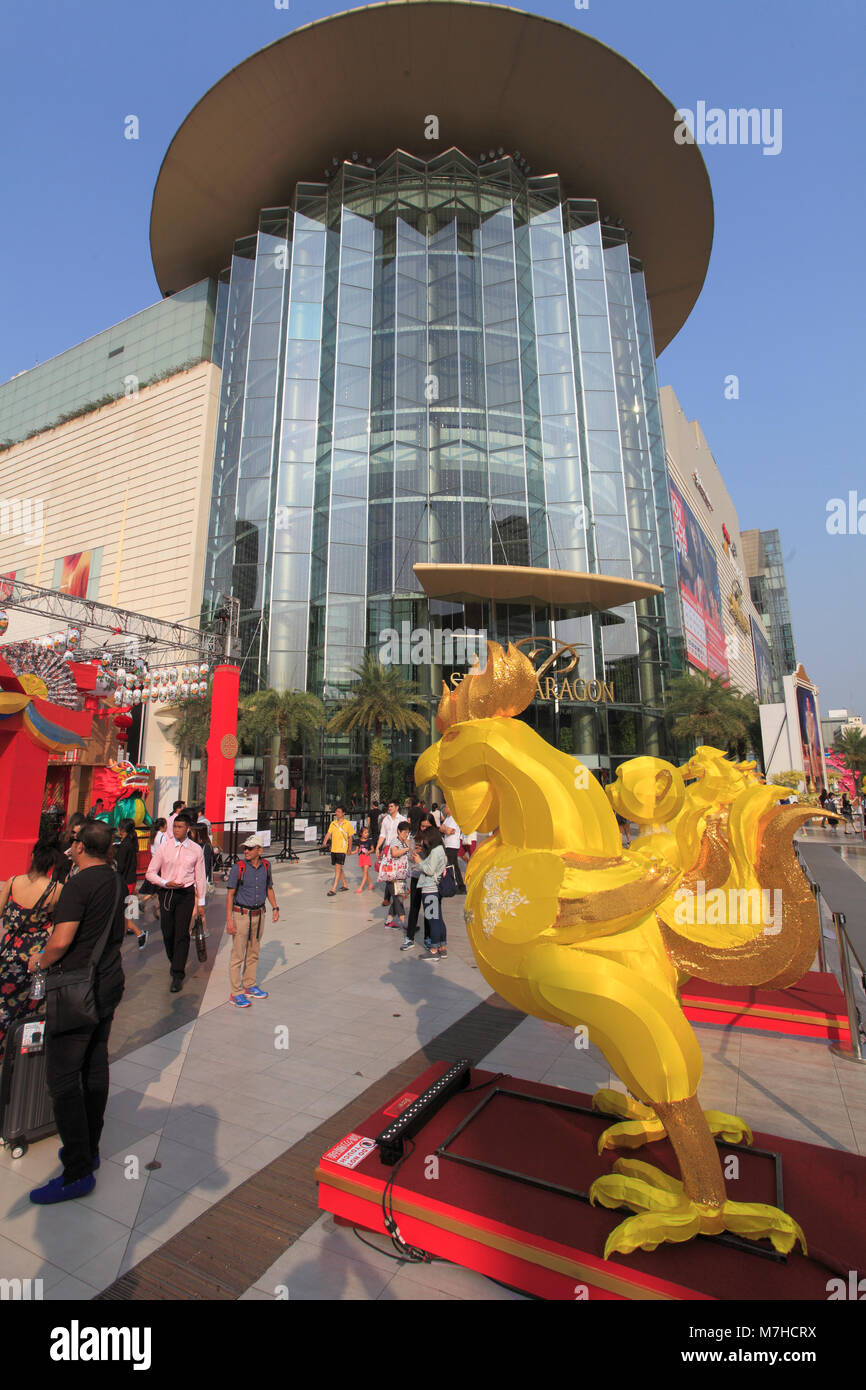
[146,811,206,993]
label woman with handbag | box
[0,840,62,1061]
[26,820,125,1205]
[382,821,411,930]
[401,812,432,951]
[413,825,449,960]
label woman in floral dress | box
[0,842,62,1060]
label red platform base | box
[682,970,850,1042]
[317,1062,866,1301]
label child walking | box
[355,818,375,893]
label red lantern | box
[113,711,133,743]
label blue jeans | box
[422,890,446,947]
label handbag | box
[378,847,407,882]
[193,915,207,962]
[438,864,457,898]
[46,874,122,1034]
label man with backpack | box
[225,836,280,1008]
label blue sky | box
[1,0,863,713]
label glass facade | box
[0,280,219,448]
[747,527,796,701]
[201,151,683,801]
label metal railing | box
[795,839,866,1065]
[194,806,386,875]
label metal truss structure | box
[0,578,236,671]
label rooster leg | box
[590,1097,806,1259]
[589,1095,726,1257]
[653,1095,726,1217]
[593,1088,754,1151]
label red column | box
[0,729,49,878]
[204,664,240,838]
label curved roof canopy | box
[414,563,663,616]
[150,1,713,350]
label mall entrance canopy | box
[413,563,663,623]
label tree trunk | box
[370,756,381,805]
[275,738,288,813]
[265,732,287,813]
[368,720,382,805]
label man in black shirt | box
[27,820,125,1204]
[408,796,425,837]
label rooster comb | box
[436,641,536,731]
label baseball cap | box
[243,835,264,849]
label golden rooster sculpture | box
[414,641,818,1260]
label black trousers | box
[47,1012,114,1182]
[405,881,424,940]
[159,887,195,981]
[445,846,465,891]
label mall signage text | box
[449,670,615,704]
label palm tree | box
[165,693,214,802]
[239,688,326,809]
[326,652,429,802]
[665,671,754,754]
[728,688,762,765]
[834,726,866,779]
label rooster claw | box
[590,1158,806,1259]
[703,1110,753,1144]
[597,1118,666,1154]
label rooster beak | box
[414,741,440,789]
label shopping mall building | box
[0,2,796,809]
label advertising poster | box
[52,547,102,600]
[224,787,259,832]
[796,682,825,791]
[750,616,775,703]
[669,481,729,678]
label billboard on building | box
[750,616,774,703]
[52,548,102,600]
[795,680,825,791]
[669,481,728,678]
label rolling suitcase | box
[0,1014,57,1159]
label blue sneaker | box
[58,1149,100,1171]
[30,1173,95,1204]
[246,986,268,999]
[230,993,251,1007]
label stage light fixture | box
[375,1060,473,1165]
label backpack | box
[236,858,272,887]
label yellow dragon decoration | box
[415,641,818,1260]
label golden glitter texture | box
[654,1096,725,1213]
